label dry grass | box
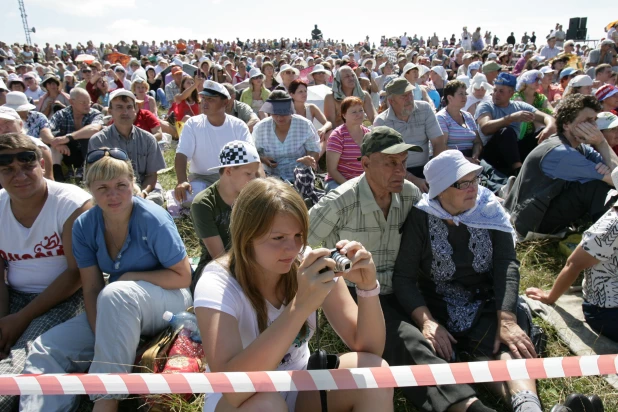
[151,148,618,412]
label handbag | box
[134,325,178,373]
[307,310,339,412]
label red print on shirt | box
[0,232,64,262]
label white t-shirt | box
[194,261,315,412]
[581,208,618,308]
[25,87,45,101]
[0,180,91,293]
[176,114,253,176]
[400,35,408,47]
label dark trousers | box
[538,179,613,234]
[482,127,521,176]
[349,288,476,412]
[461,149,509,194]
[518,129,542,163]
[63,139,90,169]
[582,302,618,342]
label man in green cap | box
[308,126,495,412]
[374,78,446,193]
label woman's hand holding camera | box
[334,240,377,291]
[295,248,337,314]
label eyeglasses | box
[86,148,129,165]
[0,151,37,167]
[452,175,480,190]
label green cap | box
[385,78,415,96]
[482,61,502,73]
[358,126,423,160]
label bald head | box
[70,87,89,100]
[69,87,92,115]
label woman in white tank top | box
[289,79,333,154]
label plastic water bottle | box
[162,311,202,343]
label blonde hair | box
[131,79,150,94]
[225,178,309,335]
[84,153,139,196]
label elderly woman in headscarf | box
[512,70,554,159]
[466,61,482,79]
[464,73,493,114]
[323,65,376,129]
[393,149,543,412]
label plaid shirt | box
[308,175,421,294]
[253,115,320,181]
[49,106,103,137]
[164,80,181,104]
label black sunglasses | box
[0,151,38,167]
[86,148,129,164]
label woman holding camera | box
[194,178,392,412]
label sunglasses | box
[0,151,37,167]
[86,148,129,165]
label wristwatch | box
[66,133,74,142]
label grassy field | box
[153,148,618,411]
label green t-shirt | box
[190,180,232,276]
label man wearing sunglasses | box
[0,132,92,410]
[88,89,166,206]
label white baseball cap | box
[199,80,231,99]
[597,112,618,131]
[109,89,136,103]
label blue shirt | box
[541,142,605,184]
[475,100,537,144]
[72,196,186,283]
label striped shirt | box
[253,115,320,182]
[325,124,368,182]
[308,175,421,294]
[436,108,477,152]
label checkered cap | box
[207,140,260,172]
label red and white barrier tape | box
[2,354,617,395]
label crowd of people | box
[1,20,618,412]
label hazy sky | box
[0,0,613,48]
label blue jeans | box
[582,302,618,342]
[324,179,340,193]
[150,88,169,109]
[19,281,192,410]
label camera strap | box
[315,311,328,412]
